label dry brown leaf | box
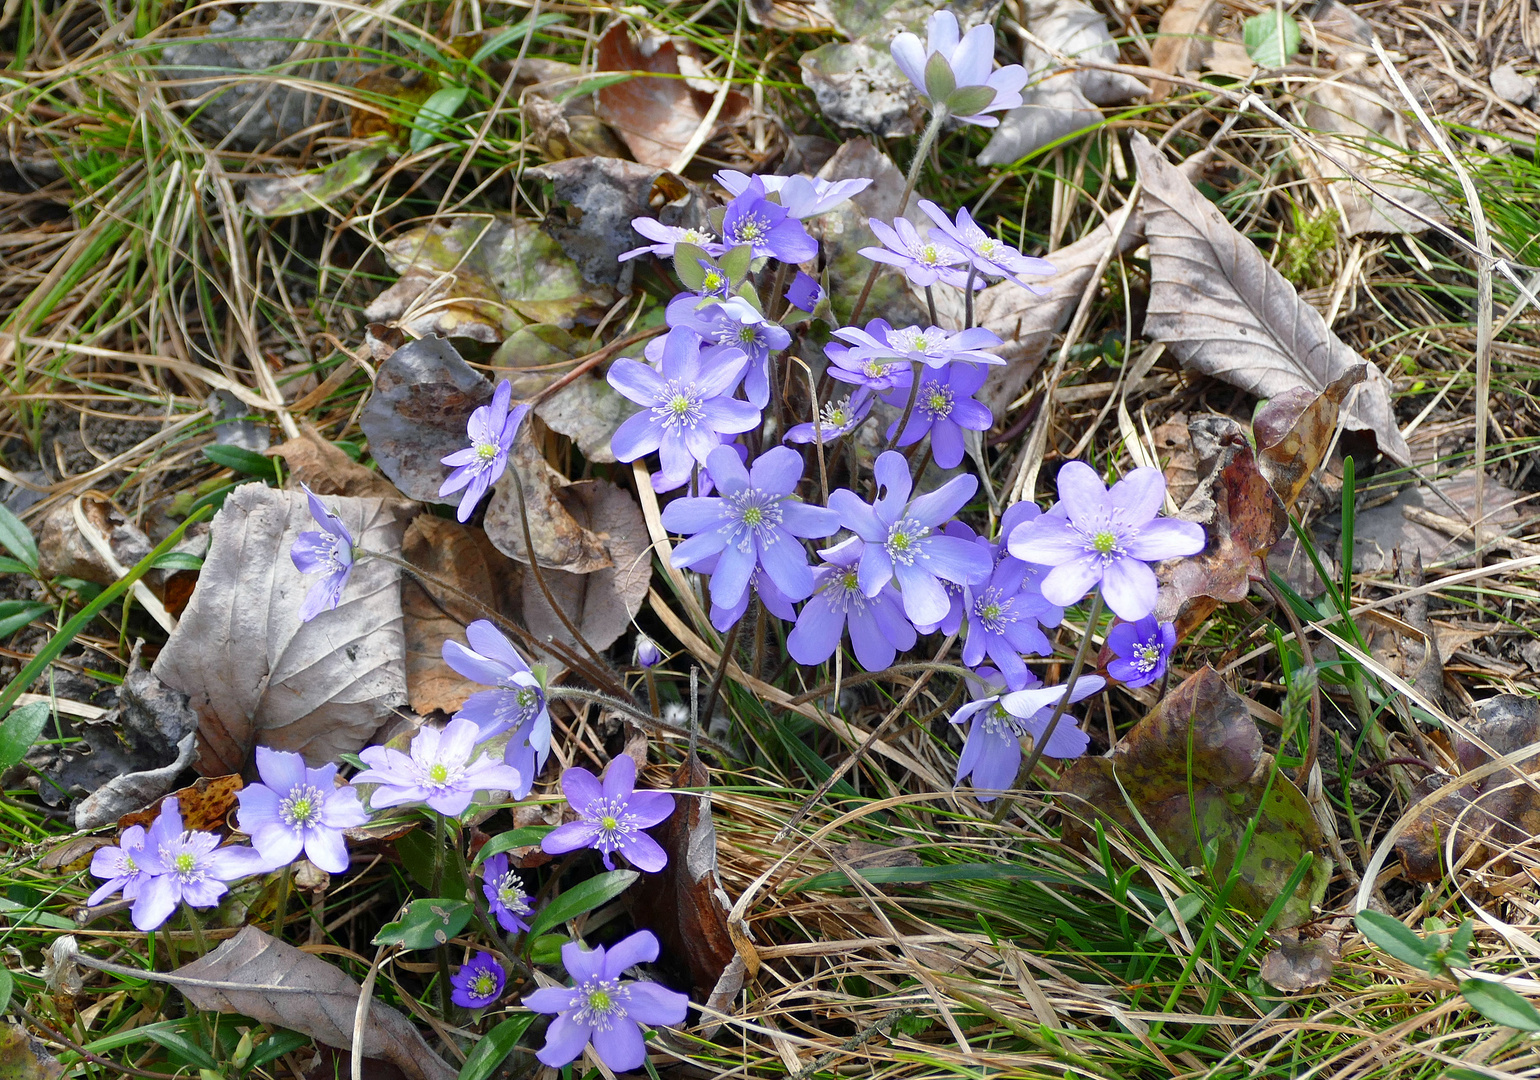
[170,926,455,1080]
[271,427,402,500]
[483,439,614,574]
[118,775,244,834]
[1260,937,1337,990]
[1133,133,1412,465]
[1349,470,1528,573]
[1152,413,1201,505]
[0,1024,63,1080]
[1148,0,1217,98]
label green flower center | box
[927,391,948,410]
[123,855,138,872]
[587,988,614,1013]
[919,243,939,263]
[668,394,692,418]
[736,219,766,242]
[863,361,889,377]
[742,506,763,526]
[475,442,498,461]
[600,814,619,831]
[174,853,196,874]
[890,532,911,552]
[429,763,450,784]
[982,603,1001,621]
[1092,531,1119,554]
[841,571,859,591]
[977,238,1001,257]
[472,973,497,997]
[517,687,537,708]
[738,325,758,344]
[290,796,313,821]
[702,269,725,292]
[912,336,930,350]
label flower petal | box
[602,753,637,801]
[1099,557,1158,621]
[561,767,604,814]
[1109,467,1166,525]
[623,981,690,1025]
[592,1018,647,1073]
[602,930,660,976]
[536,1014,594,1068]
[1124,518,1207,561]
[1040,555,1104,608]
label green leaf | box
[456,1013,537,1080]
[526,869,639,940]
[1450,918,1476,964]
[411,85,470,153]
[719,244,754,284]
[1355,910,1434,971]
[945,84,997,117]
[0,600,51,638]
[0,502,37,571]
[185,479,252,517]
[0,966,13,1013]
[395,829,440,891]
[1242,9,1300,68]
[552,72,633,106]
[1460,977,1540,1031]
[141,1028,219,1070]
[374,898,474,950]
[246,147,387,218]
[203,443,277,478]
[0,556,31,575]
[0,701,50,771]
[471,13,568,63]
[1145,893,1207,942]
[247,1031,310,1069]
[672,243,709,291]
[923,51,955,102]
[471,825,556,869]
[151,552,204,572]
[529,934,566,966]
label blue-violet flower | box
[619,218,724,261]
[784,394,874,446]
[481,852,534,933]
[787,536,916,671]
[666,295,791,410]
[881,362,993,468]
[919,201,1055,291]
[859,217,977,289]
[1106,615,1176,688]
[439,380,528,523]
[290,484,355,622]
[890,11,1028,126]
[840,321,1004,368]
[715,171,873,220]
[443,620,550,798]
[951,671,1106,798]
[131,797,267,932]
[236,746,368,873]
[451,953,507,1009]
[541,755,676,872]
[720,177,818,262]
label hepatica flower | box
[291,484,354,622]
[439,380,528,523]
[236,747,368,873]
[668,295,791,409]
[524,930,690,1072]
[881,362,992,468]
[481,852,534,934]
[1008,461,1206,621]
[827,325,915,396]
[721,177,818,262]
[844,321,1004,368]
[784,394,874,446]
[951,671,1106,799]
[608,326,758,487]
[636,634,663,669]
[961,555,1059,690]
[715,170,873,219]
[788,536,916,671]
[701,557,798,633]
[828,451,992,625]
[890,10,1027,126]
[451,953,507,1010]
[664,444,839,612]
[132,798,266,932]
[859,217,976,289]
[920,201,1055,292]
[619,218,723,261]
[1107,616,1176,688]
[785,270,823,313]
[354,717,524,817]
[443,620,550,797]
[88,825,149,908]
[542,755,675,872]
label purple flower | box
[784,394,874,446]
[890,11,1028,126]
[541,756,675,872]
[827,451,993,625]
[880,362,993,468]
[443,620,550,799]
[666,295,791,409]
[788,537,916,671]
[826,322,916,394]
[607,326,759,488]
[720,177,818,262]
[451,953,507,1009]
[88,825,150,907]
[961,553,1060,691]
[715,171,873,219]
[920,201,1055,291]
[354,717,524,817]
[131,798,267,932]
[290,484,355,622]
[858,217,978,289]
[635,634,663,669]
[913,522,974,635]
[523,930,690,1072]
[1106,616,1176,688]
[619,218,724,261]
[236,747,368,874]
[438,380,529,523]
[839,320,1004,369]
[481,852,534,933]
[785,270,823,313]
[1007,461,1206,621]
[663,444,840,611]
[950,671,1105,799]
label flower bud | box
[636,634,662,669]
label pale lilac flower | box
[890,11,1028,125]
[439,380,528,522]
[840,320,1005,368]
[951,670,1105,799]
[131,798,267,932]
[354,717,524,817]
[608,326,758,487]
[826,328,915,397]
[714,171,873,219]
[667,295,791,409]
[961,553,1059,691]
[709,563,798,632]
[290,484,355,622]
[785,270,823,313]
[827,451,992,625]
[881,362,993,468]
[784,394,874,445]
[635,634,663,669]
[1007,461,1206,621]
[1107,616,1176,688]
[236,747,368,874]
[619,218,724,261]
[482,852,534,933]
[541,756,675,872]
[920,201,1055,291]
[443,620,549,798]
[524,930,690,1072]
[914,522,974,635]
[859,217,977,289]
[721,178,818,262]
[788,537,916,671]
[664,444,840,611]
[88,825,150,907]
[451,953,506,1009]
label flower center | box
[600,814,619,831]
[1091,531,1119,555]
[588,799,638,853]
[726,489,783,546]
[733,215,767,244]
[862,360,890,378]
[742,506,763,526]
[738,325,759,345]
[918,243,939,264]
[495,873,531,914]
[701,268,726,294]
[1134,643,1163,673]
[428,763,450,784]
[472,972,497,998]
[682,228,715,246]
[976,237,1001,258]
[588,989,613,1012]
[174,852,196,874]
[974,586,1016,633]
[573,978,625,1026]
[979,700,1027,739]
[123,855,138,873]
[653,381,705,432]
[280,784,324,827]
[920,383,953,419]
[884,517,929,565]
[474,442,499,462]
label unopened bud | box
[636,634,662,669]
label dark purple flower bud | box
[450,953,506,1009]
[1106,615,1176,687]
[784,271,823,313]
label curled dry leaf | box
[483,439,614,574]
[1148,0,1217,99]
[153,485,408,774]
[520,67,630,163]
[71,734,197,831]
[1132,133,1412,465]
[245,147,385,218]
[170,926,456,1080]
[1061,666,1330,928]
[271,426,403,501]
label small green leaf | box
[0,600,51,638]
[923,52,955,102]
[1460,977,1540,1031]
[672,243,709,291]
[529,934,566,966]
[0,966,13,1013]
[1145,893,1207,942]
[945,84,997,117]
[0,556,31,575]
[0,701,50,771]
[456,1013,537,1080]
[1355,910,1435,971]
[141,1028,220,1071]
[203,443,277,478]
[552,72,633,105]
[411,85,470,153]
[246,1031,310,1070]
[526,869,639,940]
[374,898,473,950]
[0,502,38,571]
[151,552,204,572]
[719,244,754,284]
[1450,918,1475,964]
[471,13,568,63]
[471,825,556,869]
[1242,9,1300,68]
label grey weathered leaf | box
[358,336,493,504]
[153,485,408,774]
[799,42,920,138]
[976,83,1102,166]
[1133,133,1412,465]
[170,926,455,1080]
[535,376,639,465]
[245,147,385,217]
[1260,937,1337,991]
[483,441,614,574]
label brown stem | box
[885,362,923,453]
[699,617,742,732]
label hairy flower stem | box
[991,590,1105,823]
[432,812,451,1020]
[884,362,923,452]
[451,829,531,980]
[701,618,743,731]
[273,861,293,942]
[924,285,938,327]
[963,267,978,329]
[643,669,660,719]
[849,105,949,326]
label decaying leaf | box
[1348,470,1528,574]
[1133,133,1412,465]
[1260,936,1337,991]
[799,42,921,138]
[271,427,403,501]
[357,336,493,504]
[400,515,524,715]
[71,734,197,831]
[520,70,630,162]
[170,926,456,1080]
[118,774,245,833]
[0,1023,63,1080]
[1061,667,1330,927]
[493,323,585,398]
[245,147,385,218]
[153,485,408,774]
[1148,0,1217,98]
[483,440,614,574]
[534,377,639,465]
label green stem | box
[273,861,293,942]
[432,812,451,1021]
[451,828,531,980]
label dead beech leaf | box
[271,427,402,500]
[1348,470,1528,574]
[358,336,494,504]
[1260,937,1337,991]
[152,485,408,774]
[170,926,455,1080]
[1062,667,1329,927]
[536,377,641,466]
[1253,366,1364,510]
[483,439,613,574]
[1149,0,1217,98]
[493,323,585,398]
[1132,133,1412,465]
[118,775,244,834]
[400,515,523,715]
